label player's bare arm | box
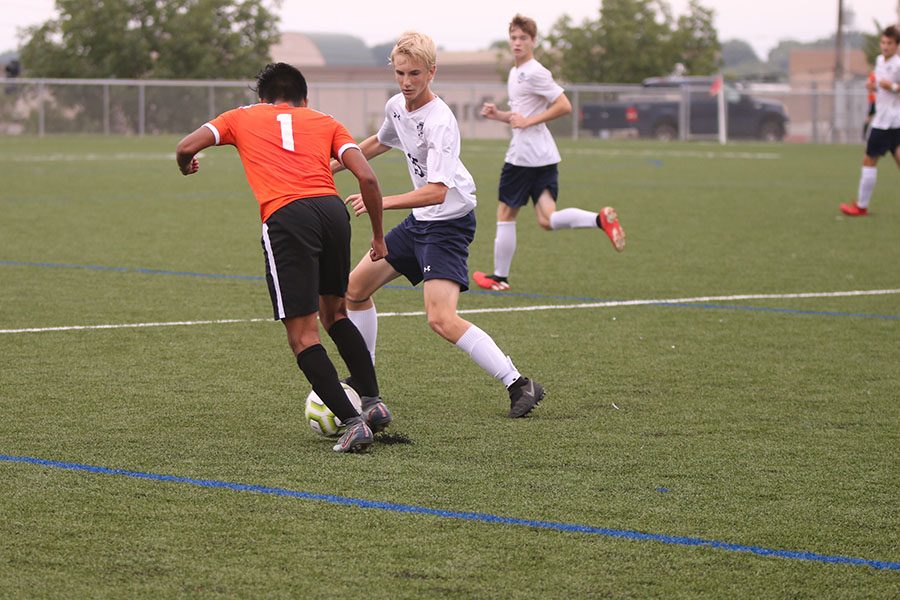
[481,102,512,123]
[340,148,387,261]
[332,135,392,174]
[510,93,572,129]
[345,182,448,216]
[175,126,216,175]
[877,78,900,92]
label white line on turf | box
[464,145,781,160]
[2,289,897,335]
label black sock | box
[327,318,379,398]
[296,344,358,422]
[490,274,508,283]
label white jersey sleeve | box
[376,103,402,149]
[528,65,565,104]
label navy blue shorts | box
[865,128,900,158]
[385,211,476,292]
[498,163,559,208]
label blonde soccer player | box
[334,31,545,418]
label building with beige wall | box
[271,31,511,138]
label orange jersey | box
[206,103,359,222]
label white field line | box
[465,145,781,160]
[2,289,898,335]
[9,148,777,162]
[0,318,270,334]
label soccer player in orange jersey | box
[176,63,389,453]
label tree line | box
[11,0,883,84]
[15,0,716,82]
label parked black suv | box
[580,76,789,141]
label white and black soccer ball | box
[304,383,362,437]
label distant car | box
[580,76,789,141]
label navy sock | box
[296,344,357,422]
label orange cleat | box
[473,271,510,291]
[598,207,626,252]
[839,202,868,216]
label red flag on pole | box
[709,74,723,96]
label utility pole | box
[833,0,845,142]
[835,0,844,84]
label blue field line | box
[3,260,899,320]
[2,453,898,571]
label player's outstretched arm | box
[382,182,448,210]
[345,182,447,216]
[332,135,392,174]
[340,148,387,261]
[175,126,216,176]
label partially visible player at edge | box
[175,63,391,453]
[473,13,625,292]
[841,25,900,217]
[333,31,545,418]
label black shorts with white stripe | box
[261,195,351,320]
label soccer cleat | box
[361,396,393,433]
[507,377,546,418]
[597,207,626,252]
[473,271,511,291]
[839,202,868,216]
[332,417,373,453]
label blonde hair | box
[509,14,538,39]
[390,31,437,70]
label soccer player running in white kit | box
[840,25,900,217]
[334,31,545,418]
[473,14,625,292]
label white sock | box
[493,221,516,278]
[347,306,377,364]
[550,208,598,229]
[857,166,877,209]
[455,325,521,387]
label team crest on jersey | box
[417,121,425,138]
[517,72,527,84]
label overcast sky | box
[2,0,898,61]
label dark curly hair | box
[253,62,308,105]
[884,25,900,44]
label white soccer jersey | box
[504,58,566,167]
[376,94,477,221]
[871,53,900,130]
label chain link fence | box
[0,77,872,144]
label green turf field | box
[1,135,898,598]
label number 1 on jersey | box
[276,113,295,152]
